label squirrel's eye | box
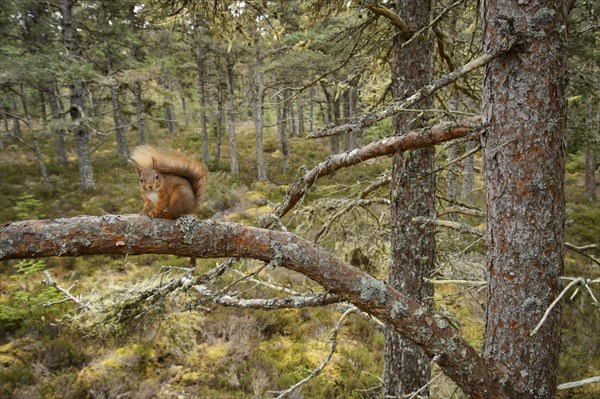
[139,178,143,182]
[155,174,159,179]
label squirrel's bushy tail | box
[130,145,208,201]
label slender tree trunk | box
[384,1,434,397]
[46,87,68,167]
[0,96,6,149]
[111,84,129,157]
[461,139,475,201]
[195,42,209,163]
[297,94,304,136]
[9,95,22,138]
[584,95,597,202]
[309,86,315,133]
[276,93,289,173]
[481,1,566,397]
[39,89,47,124]
[320,82,339,154]
[166,103,177,135]
[447,144,458,220]
[216,82,224,168]
[252,28,267,182]
[133,80,145,145]
[20,87,52,191]
[342,89,356,151]
[59,0,95,191]
[225,54,239,176]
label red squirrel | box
[130,145,207,219]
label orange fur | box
[130,145,207,219]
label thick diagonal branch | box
[269,116,483,225]
[0,214,527,399]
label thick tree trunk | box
[225,54,239,176]
[384,1,435,397]
[59,0,95,192]
[481,1,567,397]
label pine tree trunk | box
[225,54,239,176]
[447,145,458,221]
[195,43,209,163]
[252,30,267,182]
[59,0,95,192]
[584,96,597,202]
[111,84,129,157]
[216,80,224,168]
[276,93,289,173]
[133,80,145,145]
[481,1,566,397]
[309,86,315,133]
[384,1,434,397]
[10,95,22,138]
[297,95,304,136]
[461,139,475,201]
[46,87,68,167]
[39,89,47,124]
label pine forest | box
[0,1,599,398]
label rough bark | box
[384,1,435,396]
[59,0,95,191]
[0,214,532,399]
[481,1,567,397]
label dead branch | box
[193,286,341,310]
[306,37,516,139]
[273,307,358,399]
[269,116,483,227]
[0,214,527,398]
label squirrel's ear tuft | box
[129,159,142,175]
[151,156,159,171]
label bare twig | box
[42,270,88,309]
[530,277,585,336]
[272,307,358,398]
[558,375,600,390]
